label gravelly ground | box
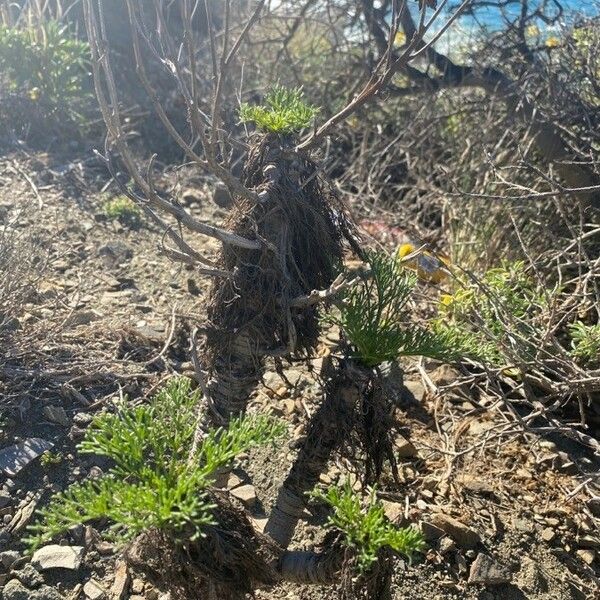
[0,147,598,600]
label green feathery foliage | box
[569,321,600,367]
[313,483,425,574]
[26,377,285,551]
[103,196,141,227]
[331,252,480,367]
[239,85,318,133]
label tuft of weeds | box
[0,20,91,131]
[26,377,285,551]
[569,321,600,367]
[435,260,557,366]
[239,85,318,134]
[103,196,142,228]
[40,451,63,468]
[312,483,425,575]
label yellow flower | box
[396,243,451,284]
[28,87,40,101]
[526,25,539,38]
[394,31,406,46]
[439,294,453,307]
[545,36,560,48]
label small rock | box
[468,553,511,586]
[83,578,107,600]
[587,497,600,517]
[181,188,203,206]
[145,589,160,600]
[32,545,84,571]
[96,541,114,556]
[68,524,85,545]
[282,399,296,415]
[429,364,460,387]
[438,537,456,554]
[8,493,41,534]
[250,517,268,533]
[396,435,418,458]
[110,560,130,600]
[131,578,144,593]
[129,596,145,600]
[430,513,480,549]
[541,527,556,542]
[186,278,201,296]
[513,517,530,532]
[42,406,70,427]
[135,325,163,343]
[421,521,445,541]
[212,184,232,208]
[0,491,11,508]
[0,438,54,476]
[15,563,43,588]
[73,413,93,426]
[3,479,17,492]
[0,549,19,569]
[226,473,244,490]
[2,579,31,600]
[64,310,101,328]
[576,549,595,565]
[98,242,133,265]
[382,500,404,523]
[2,579,62,600]
[230,484,257,508]
[456,475,495,496]
[403,379,426,400]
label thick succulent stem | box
[264,366,362,548]
[278,549,343,584]
[189,331,264,465]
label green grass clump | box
[239,85,318,134]
[313,483,425,574]
[26,377,285,551]
[436,261,555,366]
[103,196,142,227]
[330,252,482,367]
[569,321,600,367]
[40,451,63,468]
[0,20,90,127]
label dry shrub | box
[0,214,46,348]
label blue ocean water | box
[456,0,598,29]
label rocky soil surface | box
[0,147,598,600]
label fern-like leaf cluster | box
[313,483,425,574]
[331,252,479,366]
[569,321,600,367]
[26,377,285,550]
[239,85,318,134]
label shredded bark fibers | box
[202,133,358,420]
[326,362,399,487]
[357,375,399,485]
[339,547,394,600]
[125,491,278,599]
[207,133,353,355]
